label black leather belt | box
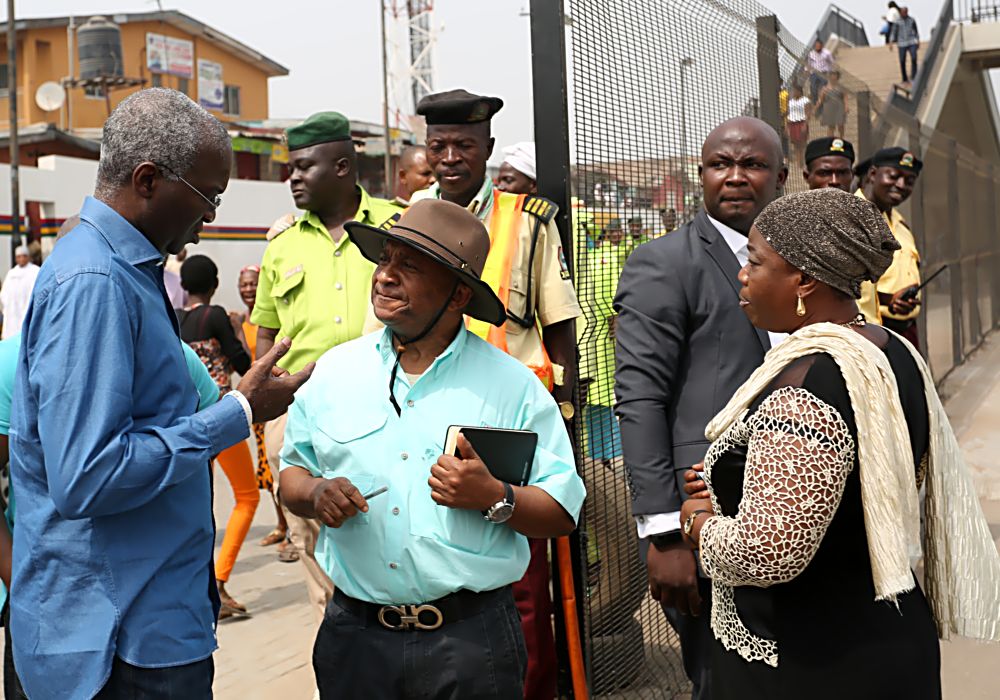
[333,586,510,631]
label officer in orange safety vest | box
[412,89,582,700]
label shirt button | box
[334,316,342,324]
[401,452,409,460]
[406,399,414,408]
[389,562,398,570]
[334,250,342,257]
[392,507,400,516]
[335,282,343,290]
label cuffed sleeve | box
[279,382,320,477]
[535,220,581,328]
[519,381,586,523]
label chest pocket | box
[314,410,387,479]
[408,439,490,553]
[270,267,306,332]
[312,410,387,529]
[506,269,529,335]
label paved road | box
[4,333,1000,698]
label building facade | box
[0,11,288,164]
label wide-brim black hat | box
[345,199,506,327]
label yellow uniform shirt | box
[411,181,582,381]
[251,187,401,373]
[855,190,921,324]
[576,242,624,407]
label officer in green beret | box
[251,111,402,624]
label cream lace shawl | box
[704,322,1000,642]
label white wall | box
[0,155,297,312]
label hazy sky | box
[12,0,952,161]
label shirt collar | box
[79,196,164,266]
[299,185,373,248]
[375,324,469,372]
[420,177,495,222]
[855,189,906,229]
[706,213,748,258]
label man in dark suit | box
[614,116,788,699]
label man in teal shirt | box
[280,199,585,699]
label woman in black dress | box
[179,255,259,618]
[679,189,1000,699]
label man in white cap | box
[496,141,538,196]
[0,246,40,339]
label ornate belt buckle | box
[377,603,444,631]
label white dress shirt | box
[0,262,40,340]
[634,215,785,538]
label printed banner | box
[146,33,194,78]
[197,59,224,110]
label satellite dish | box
[35,82,67,112]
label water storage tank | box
[77,16,123,80]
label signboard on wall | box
[146,33,194,78]
[197,59,224,110]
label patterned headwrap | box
[754,189,900,299]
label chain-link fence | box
[544,0,1000,696]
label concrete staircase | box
[834,42,929,105]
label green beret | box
[286,112,352,151]
[416,89,503,125]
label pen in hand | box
[362,486,388,500]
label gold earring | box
[796,295,807,317]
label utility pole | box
[7,0,19,243]
[379,0,393,198]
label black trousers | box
[94,656,214,699]
[2,604,28,700]
[313,588,526,700]
[898,44,919,82]
[662,577,714,700]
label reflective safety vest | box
[467,191,556,391]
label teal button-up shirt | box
[280,326,586,604]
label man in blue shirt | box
[10,88,314,699]
[0,333,219,700]
[280,199,586,699]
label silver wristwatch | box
[483,482,516,523]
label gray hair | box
[96,88,231,199]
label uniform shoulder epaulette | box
[379,212,402,230]
[266,213,301,242]
[523,195,558,224]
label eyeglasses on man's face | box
[153,162,222,210]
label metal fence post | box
[907,126,929,355]
[755,15,782,139]
[856,91,872,159]
[530,3,587,697]
[531,0,573,267]
[991,165,1000,330]
[947,138,964,367]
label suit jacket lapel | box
[694,212,770,354]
